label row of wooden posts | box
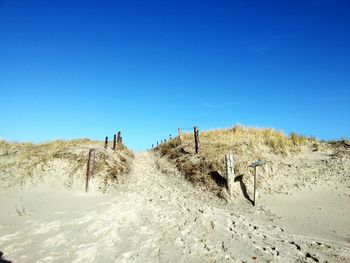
[85,131,123,193]
[104,131,123,150]
[86,129,262,206]
[150,126,263,206]
[149,135,171,150]
[149,126,200,154]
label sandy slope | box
[0,140,132,193]
[0,152,349,262]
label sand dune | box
[0,150,349,262]
[0,140,132,192]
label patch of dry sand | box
[262,183,350,245]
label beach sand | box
[0,151,349,262]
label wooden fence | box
[149,126,264,206]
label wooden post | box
[253,167,257,206]
[225,154,234,196]
[117,131,122,143]
[104,136,108,149]
[194,126,200,154]
[112,134,116,150]
[248,160,263,206]
[85,149,95,193]
[178,128,182,145]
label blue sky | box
[1,0,349,150]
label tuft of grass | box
[289,132,308,146]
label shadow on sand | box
[235,174,254,205]
[209,171,227,187]
[0,252,12,263]
[210,171,254,205]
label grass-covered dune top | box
[156,125,350,199]
[0,139,134,192]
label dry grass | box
[1,139,94,181]
[156,124,314,197]
[0,139,133,191]
[175,125,311,159]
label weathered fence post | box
[253,167,257,206]
[194,126,200,154]
[85,149,95,193]
[112,134,117,150]
[117,131,122,143]
[248,160,264,206]
[225,154,234,196]
[104,136,108,149]
[178,128,182,145]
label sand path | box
[0,152,349,262]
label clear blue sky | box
[1,0,349,150]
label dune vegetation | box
[0,139,133,192]
[155,125,349,199]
